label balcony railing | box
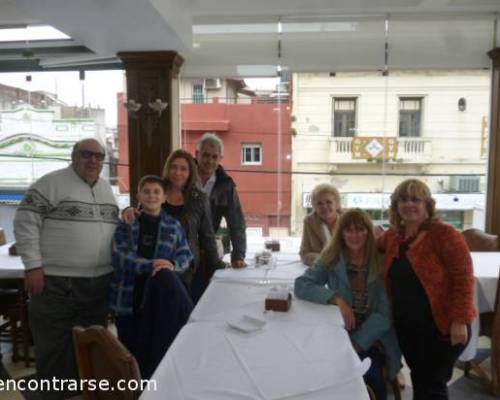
[332,137,352,153]
[180,96,289,105]
[397,138,432,163]
[329,137,355,163]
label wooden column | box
[118,51,184,205]
[487,48,500,237]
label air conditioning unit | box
[204,78,222,90]
[449,176,480,193]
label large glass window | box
[0,11,494,243]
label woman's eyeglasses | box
[399,196,423,204]
[78,150,105,161]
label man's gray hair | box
[71,138,105,160]
[197,132,224,156]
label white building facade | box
[0,97,108,242]
[0,104,107,187]
[291,70,490,232]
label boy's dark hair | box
[138,175,167,192]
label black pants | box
[29,274,111,400]
[396,322,470,400]
[359,346,387,400]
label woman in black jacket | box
[123,149,226,303]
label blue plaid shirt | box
[110,211,193,315]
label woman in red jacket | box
[378,179,475,400]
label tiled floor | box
[0,340,497,399]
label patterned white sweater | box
[14,166,119,277]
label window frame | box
[332,97,357,138]
[398,96,423,137]
[192,82,205,104]
[241,143,262,166]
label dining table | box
[140,239,371,400]
[0,242,23,279]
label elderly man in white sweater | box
[14,138,119,399]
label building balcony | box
[329,136,433,164]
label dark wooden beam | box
[486,48,500,236]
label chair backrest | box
[0,228,6,246]
[462,229,500,394]
[492,267,500,395]
[462,228,499,252]
[72,326,141,400]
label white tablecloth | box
[141,249,370,400]
[140,322,370,400]
[460,251,500,361]
[0,243,23,279]
[190,280,344,327]
[472,252,500,312]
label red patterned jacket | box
[378,220,476,335]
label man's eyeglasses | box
[78,150,105,161]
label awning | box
[0,193,24,205]
[303,192,485,211]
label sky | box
[0,71,277,128]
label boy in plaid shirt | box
[110,175,193,378]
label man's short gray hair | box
[197,132,224,156]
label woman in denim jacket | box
[295,208,401,400]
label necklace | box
[397,229,419,257]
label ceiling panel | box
[0,0,38,26]
[183,17,279,77]
[281,16,386,72]
[388,14,496,69]
[192,0,424,17]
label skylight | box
[0,25,70,42]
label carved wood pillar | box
[486,48,500,237]
[118,51,183,205]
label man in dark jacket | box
[196,133,246,268]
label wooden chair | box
[462,228,500,395]
[366,384,376,400]
[73,326,141,400]
[0,228,6,246]
[390,378,402,400]
[0,279,32,366]
[462,228,499,252]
